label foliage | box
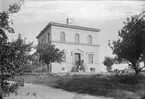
[109,12,145,75]
[103,56,114,72]
[31,54,39,66]
[0,0,24,33]
[0,0,34,98]
[37,43,64,74]
[0,34,33,97]
[75,60,86,72]
[21,64,33,74]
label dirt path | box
[5,83,114,99]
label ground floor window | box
[62,67,65,71]
[90,68,95,72]
[62,53,66,62]
[88,54,93,63]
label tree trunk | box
[47,62,52,75]
[135,70,139,75]
[50,62,52,73]
[0,86,3,99]
[131,62,136,75]
[47,63,50,75]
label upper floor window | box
[60,32,65,42]
[41,39,43,45]
[88,35,92,44]
[75,33,79,43]
[38,41,40,45]
[48,33,50,42]
[44,36,46,44]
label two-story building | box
[36,18,100,73]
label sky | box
[1,0,145,67]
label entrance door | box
[74,53,81,65]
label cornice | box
[51,40,99,47]
[36,22,100,39]
[50,22,100,32]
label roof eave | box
[36,23,51,39]
[36,22,101,39]
[50,22,101,32]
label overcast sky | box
[1,0,145,64]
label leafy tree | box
[103,56,114,72]
[109,12,145,75]
[0,0,34,98]
[37,44,64,74]
[0,34,33,97]
[10,34,33,71]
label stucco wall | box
[51,42,100,73]
[51,25,99,45]
[37,24,101,73]
[38,26,51,44]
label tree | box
[109,12,145,75]
[103,56,114,72]
[37,44,64,74]
[0,34,33,98]
[0,0,34,98]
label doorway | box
[74,53,81,65]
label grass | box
[14,74,145,99]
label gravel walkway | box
[5,83,114,99]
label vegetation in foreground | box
[109,11,145,75]
[0,0,34,98]
[14,74,145,99]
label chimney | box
[66,18,73,25]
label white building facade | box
[36,20,101,73]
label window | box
[44,36,46,44]
[62,53,66,62]
[62,67,65,71]
[38,41,40,45]
[88,54,93,63]
[75,34,79,43]
[48,33,50,42]
[90,68,95,72]
[41,39,43,45]
[60,32,65,42]
[88,35,92,44]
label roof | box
[36,22,100,39]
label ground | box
[5,82,113,99]
[8,73,145,99]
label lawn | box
[14,74,145,99]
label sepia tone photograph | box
[0,0,145,99]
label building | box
[36,18,100,73]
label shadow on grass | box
[52,75,145,98]
[14,74,145,99]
